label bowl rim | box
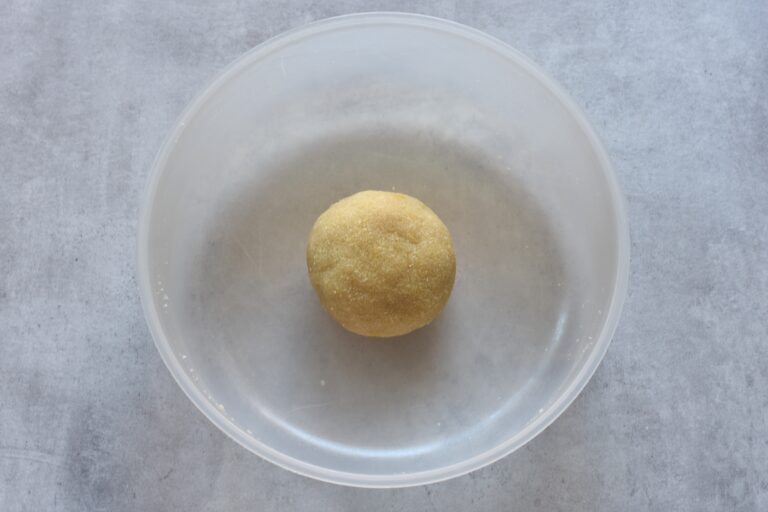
[137,11,630,488]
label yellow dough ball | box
[307,190,456,337]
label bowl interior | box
[141,14,626,486]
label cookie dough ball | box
[307,190,456,337]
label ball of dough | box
[307,190,456,337]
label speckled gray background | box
[2,1,767,510]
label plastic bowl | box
[138,13,629,487]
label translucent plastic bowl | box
[138,13,629,487]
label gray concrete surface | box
[2,1,767,510]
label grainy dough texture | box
[307,190,456,337]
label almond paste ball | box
[306,190,456,337]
